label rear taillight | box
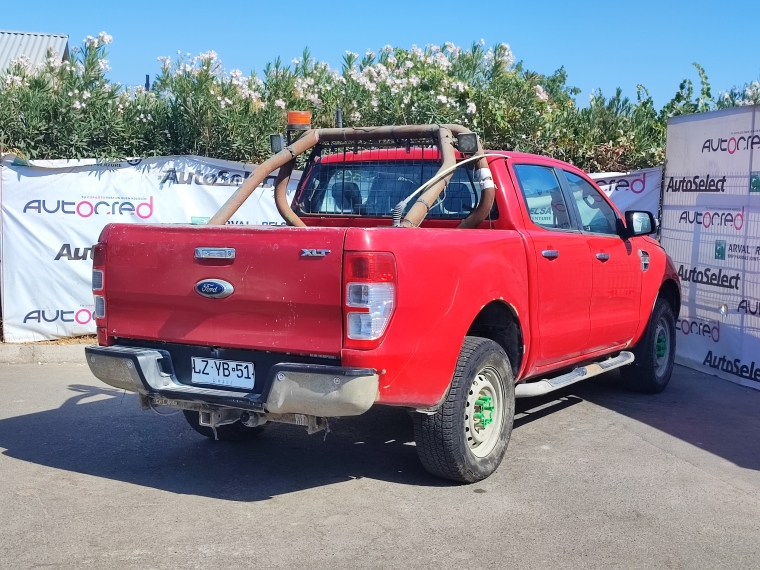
[93,244,105,266]
[94,295,106,318]
[92,269,103,291]
[92,244,106,325]
[343,252,396,349]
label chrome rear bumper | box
[85,345,379,417]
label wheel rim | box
[464,366,504,458]
[653,317,671,377]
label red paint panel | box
[100,224,346,356]
[525,230,592,366]
[341,227,531,408]
[585,235,643,351]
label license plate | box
[191,357,255,390]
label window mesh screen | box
[294,140,493,220]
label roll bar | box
[208,124,495,229]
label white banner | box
[589,166,662,217]
[661,105,760,390]
[0,155,299,342]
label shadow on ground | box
[569,366,760,473]
[0,365,757,500]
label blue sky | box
[6,0,759,108]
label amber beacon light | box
[287,110,312,131]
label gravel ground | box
[0,363,757,569]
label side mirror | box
[624,211,656,237]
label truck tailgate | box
[101,224,346,356]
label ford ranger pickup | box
[86,121,680,483]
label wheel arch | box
[465,300,524,378]
[658,279,681,319]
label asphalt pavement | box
[0,362,758,569]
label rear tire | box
[414,337,515,483]
[619,298,676,393]
[182,410,264,442]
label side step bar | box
[515,351,634,398]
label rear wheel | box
[182,410,264,442]
[413,337,515,483]
[620,298,676,393]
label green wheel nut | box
[474,394,494,428]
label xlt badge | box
[301,249,331,257]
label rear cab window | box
[295,156,498,221]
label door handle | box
[596,253,610,261]
[542,250,559,260]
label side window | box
[563,170,618,235]
[513,165,572,230]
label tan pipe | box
[208,130,320,225]
[317,124,442,142]
[208,123,495,229]
[400,126,456,227]
[442,124,495,229]
[273,158,303,227]
[457,145,495,229]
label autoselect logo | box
[23,196,154,219]
[678,207,744,231]
[677,265,740,290]
[703,351,760,384]
[23,308,93,325]
[159,168,260,187]
[666,174,726,193]
[55,244,94,260]
[701,133,760,154]
[714,240,760,262]
[676,317,720,342]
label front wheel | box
[413,337,515,483]
[620,298,676,393]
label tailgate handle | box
[195,247,236,260]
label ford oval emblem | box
[195,279,234,299]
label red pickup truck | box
[86,122,680,483]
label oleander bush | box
[1,33,758,171]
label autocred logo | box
[595,171,648,194]
[714,240,760,262]
[666,174,726,193]
[23,308,93,325]
[677,317,720,342]
[701,134,760,154]
[678,207,744,231]
[23,196,154,219]
[738,299,759,316]
[677,265,740,290]
[703,351,760,383]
